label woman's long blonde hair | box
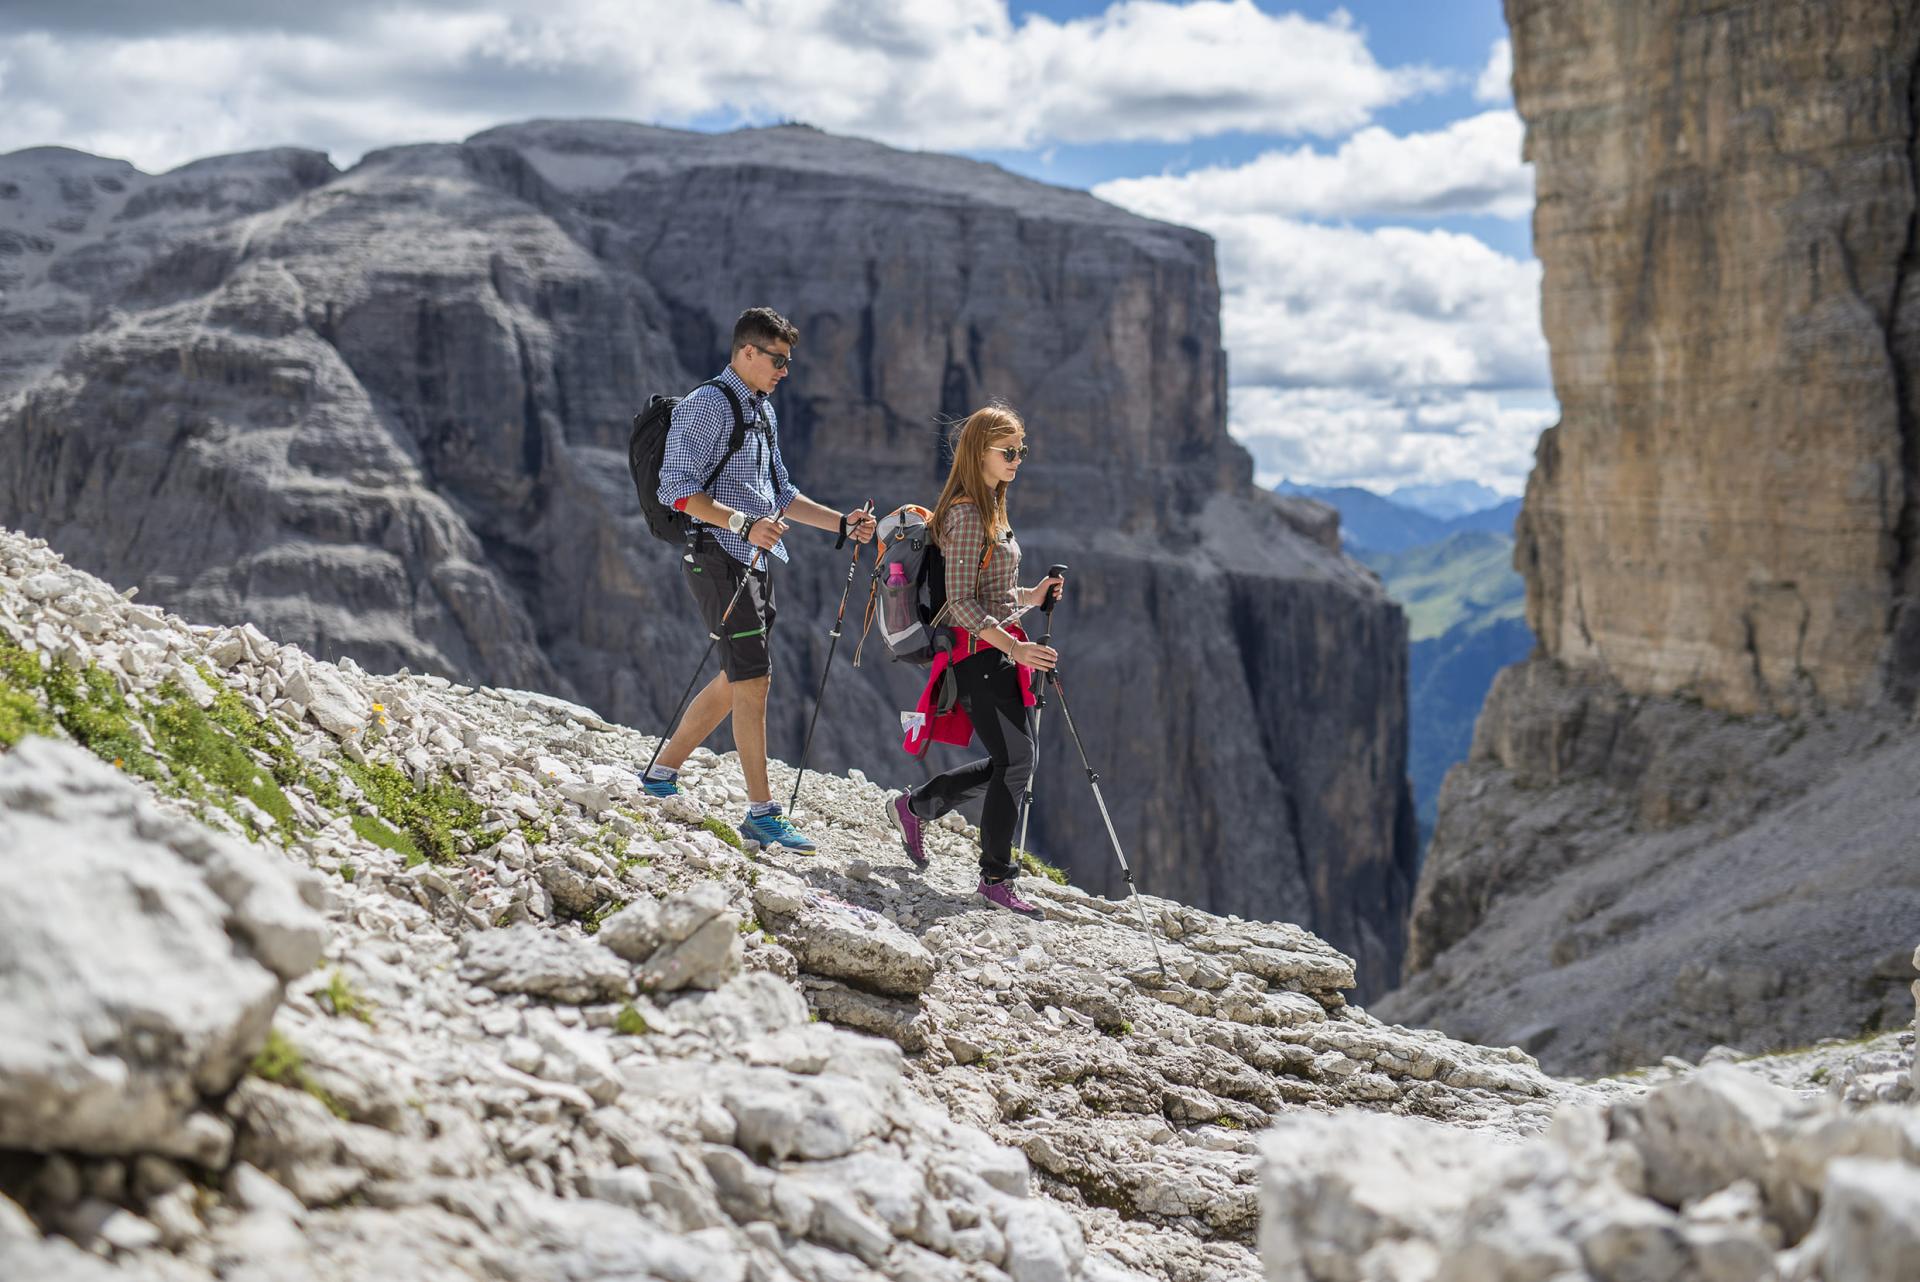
[931,403,1022,549]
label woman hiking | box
[888,404,1064,918]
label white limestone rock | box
[754,878,937,998]
[597,897,664,962]
[281,660,369,738]
[638,884,744,993]
[1610,1065,1809,1209]
[458,926,630,1004]
[1816,1157,1920,1282]
[0,737,325,1158]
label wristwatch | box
[727,510,751,536]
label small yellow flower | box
[113,758,124,769]
[371,703,385,712]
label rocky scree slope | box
[1258,1038,1920,1282]
[0,524,1556,1282]
[1385,0,1920,1067]
[1380,659,1920,1075]
[0,121,1416,992]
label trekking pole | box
[788,502,875,812]
[1045,664,1171,978]
[644,544,767,781]
[1015,563,1069,856]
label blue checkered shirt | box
[657,366,799,566]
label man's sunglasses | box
[751,343,793,370]
[991,445,1030,463]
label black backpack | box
[628,379,764,544]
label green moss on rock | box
[699,815,744,851]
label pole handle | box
[1041,563,1068,618]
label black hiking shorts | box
[682,537,777,682]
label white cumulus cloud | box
[1177,214,1549,392]
[1092,109,1532,221]
[0,0,1446,170]
[1474,36,1513,104]
[1233,387,1556,494]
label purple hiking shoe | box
[891,792,929,869]
[978,878,1044,919]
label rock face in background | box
[1511,0,1920,717]
[1383,1,1920,1067]
[0,123,1416,991]
[1380,659,1920,1075]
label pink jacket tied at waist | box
[901,625,1036,756]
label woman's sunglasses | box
[750,343,793,370]
[991,445,1031,463]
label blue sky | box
[0,0,1554,497]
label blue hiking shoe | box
[738,806,817,854]
[640,773,681,798]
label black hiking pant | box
[908,649,1033,882]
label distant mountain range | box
[1274,481,1521,554]
[1276,482,1535,843]
[1385,480,1509,520]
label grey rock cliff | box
[1383,0,1920,1068]
[1379,658,1920,1075]
[0,121,1416,991]
[1509,0,1920,716]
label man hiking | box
[642,307,876,853]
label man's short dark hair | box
[732,307,798,353]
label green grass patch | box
[343,757,486,866]
[318,970,375,1026]
[582,898,628,935]
[351,813,422,865]
[1015,846,1069,886]
[700,814,744,851]
[249,1029,347,1119]
[0,640,346,844]
[0,642,59,746]
[0,681,53,746]
[614,1004,650,1036]
[0,637,161,779]
[150,680,296,833]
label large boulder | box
[458,925,631,1004]
[752,871,935,998]
[637,884,745,994]
[0,737,326,1157]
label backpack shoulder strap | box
[701,379,753,490]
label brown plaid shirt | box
[938,501,1021,639]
